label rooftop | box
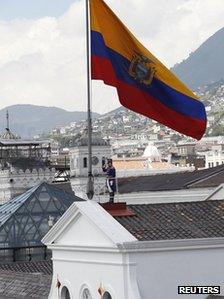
[0,260,52,275]
[0,139,46,146]
[0,182,83,248]
[0,269,51,299]
[0,110,20,141]
[69,131,109,147]
[118,164,224,193]
[0,128,20,140]
[9,157,51,170]
[115,200,224,241]
[113,158,174,170]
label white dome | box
[143,144,161,162]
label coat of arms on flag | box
[129,52,156,86]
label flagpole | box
[85,0,94,199]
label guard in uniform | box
[102,158,116,203]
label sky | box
[0,0,223,114]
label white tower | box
[69,132,111,200]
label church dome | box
[143,144,161,162]
[1,128,20,140]
[69,130,109,147]
[0,111,20,140]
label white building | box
[69,133,111,199]
[142,143,161,162]
[205,144,224,168]
[43,200,224,299]
[0,135,54,203]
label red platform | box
[100,202,135,217]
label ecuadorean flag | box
[90,0,207,140]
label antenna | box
[6,110,9,131]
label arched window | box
[83,157,87,168]
[82,288,92,299]
[61,286,71,299]
[102,157,106,168]
[103,292,112,299]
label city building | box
[176,142,196,156]
[0,138,55,203]
[69,131,111,199]
[43,199,224,299]
[113,143,193,178]
[205,144,224,168]
[0,115,55,203]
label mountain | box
[99,106,125,118]
[0,104,100,138]
[172,27,224,89]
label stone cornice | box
[117,237,224,252]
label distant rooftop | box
[118,164,224,193]
[0,139,48,146]
[69,130,110,147]
[0,128,20,140]
[0,136,51,170]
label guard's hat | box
[107,158,113,163]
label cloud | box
[0,0,223,114]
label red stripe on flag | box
[91,55,206,140]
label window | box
[102,157,106,167]
[61,286,71,299]
[216,162,219,166]
[83,157,87,168]
[103,292,112,299]
[92,156,99,165]
[82,288,92,299]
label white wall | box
[50,249,130,299]
[48,237,224,299]
[205,151,224,168]
[70,146,111,177]
[116,188,213,204]
[130,241,224,299]
[0,168,55,203]
[46,204,141,299]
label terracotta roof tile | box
[113,159,146,170]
